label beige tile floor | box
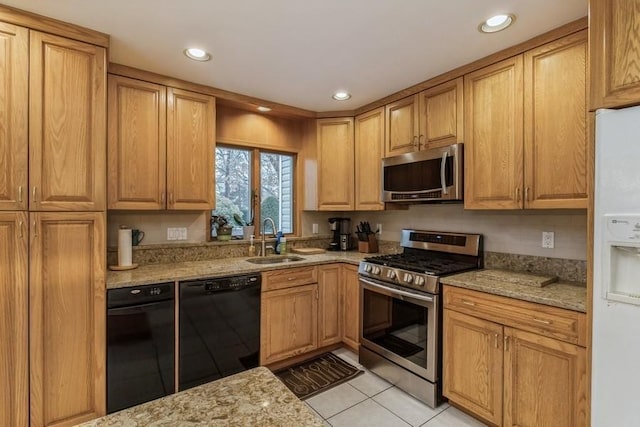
[305,348,488,427]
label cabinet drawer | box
[262,266,318,291]
[443,286,586,346]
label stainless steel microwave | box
[382,143,463,203]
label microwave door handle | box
[440,151,449,194]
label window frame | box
[213,143,298,239]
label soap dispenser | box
[248,235,256,257]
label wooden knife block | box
[358,235,378,253]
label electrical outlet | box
[312,223,319,234]
[167,227,177,240]
[376,223,382,235]
[542,231,554,249]
[176,227,187,241]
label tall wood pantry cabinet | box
[108,74,216,210]
[0,8,108,426]
[464,31,587,210]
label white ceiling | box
[7,0,587,112]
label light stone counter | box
[441,269,587,312]
[76,367,322,427]
[107,252,368,289]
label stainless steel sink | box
[246,255,305,264]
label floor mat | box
[275,352,364,400]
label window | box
[213,145,295,237]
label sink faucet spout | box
[261,218,277,257]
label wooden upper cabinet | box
[29,31,106,211]
[419,77,464,150]
[385,95,419,156]
[354,107,384,211]
[443,309,503,426]
[317,264,342,347]
[0,212,29,427]
[0,23,28,211]
[524,31,588,209]
[108,75,167,210]
[590,0,640,109]
[503,327,587,427]
[317,118,354,210]
[29,212,106,427]
[464,56,524,210]
[166,88,216,210]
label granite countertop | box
[107,252,368,289]
[441,269,587,312]
[76,367,323,427]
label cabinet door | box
[385,95,419,156]
[590,0,640,109]
[524,31,588,209]
[443,309,503,426]
[260,284,318,365]
[29,31,106,211]
[0,23,28,211]
[419,77,464,150]
[504,327,587,427]
[341,264,360,350]
[464,56,524,210]
[107,75,167,209]
[318,264,342,347]
[30,212,106,427]
[317,118,354,210]
[166,88,215,210]
[0,212,28,427]
[354,107,384,211]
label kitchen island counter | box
[76,367,323,427]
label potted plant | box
[234,213,255,240]
[211,215,233,241]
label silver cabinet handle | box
[494,333,500,349]
[461,299,476,306]
[412,136,418,147]
[32,220,37,238]
[19,221,24,238]
[440,151,449,195]
[18,186,23,203]
[169,192,174,205]
[532,317,552,325]
[32,186,37,204]
[504,335,510,351]
[161,192,166,204]
[515,187,521,203]
[525,187,530,201]
[418,134,424,150]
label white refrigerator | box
[592,106,640,426]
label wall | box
[107,212,207,246]
[303,204,587,261]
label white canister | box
[118,227,133,266]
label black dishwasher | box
[107,283,175,414]
[179,273,261,391]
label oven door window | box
[362,287,433,379]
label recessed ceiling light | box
[332,91,351,101]
[257,106,272,112]
[184,47,211,61]
[479,14,515,33]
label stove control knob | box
[363,264,372,273]
[403,273,413,283]
[387,270,396,279]
[414,276,425,286]
[372,266,381,275]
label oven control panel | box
[359,262,439,294]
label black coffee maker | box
[328,217,352,251]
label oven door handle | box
[360,277,434,303]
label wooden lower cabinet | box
[0,212,29,427]
[260,283,318,365]
[443,309,503,426]
[30,212,106,427]
[503,328,587,427]
[443,287,587,427]
[341,264,360,350]
[318,265,342,347]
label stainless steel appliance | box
[107,282,175,413]
[179,273,261,391]
[328,217,352,251]
[382,143,463,203]
[359,229,482,407]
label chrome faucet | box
[261,217,277,256]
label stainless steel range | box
[358,229,482,408]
